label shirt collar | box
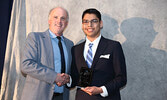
[49,29,64,41]
[85,34,101,46]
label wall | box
[0,0,167,100]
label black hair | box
[82,8,101,21]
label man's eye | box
[82,20,89,23]
[92,19,98,23]
[61,17,66,21]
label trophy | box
[78,67,93,87]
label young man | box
[70,8,127,100]
[21,7,73,100]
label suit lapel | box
[78,37,108,69]
[41,30,54,69]
[78,42,88,68]
[91,36,107,69]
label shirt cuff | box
[100,86,108,97]
[66,75,72,87]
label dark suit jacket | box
[71,36,127,100]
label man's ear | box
[48,20,51,25]
[66,21,69,26]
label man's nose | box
[57,18,61,23]
[88,21,93,27]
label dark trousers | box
[52,93,63,100]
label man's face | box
[82,14,103,40]
[48,8,68,36]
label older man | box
[21,7,73,100]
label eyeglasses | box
[82,19,99,25]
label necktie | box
[86,43,93,68]
[57,36,65,73]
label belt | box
[53,92,63,97]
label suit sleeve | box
[105,42,127,94]
[70,46,80,88]
[21,32,57,84]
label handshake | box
[55,73,70,87]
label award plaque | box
[78,67,93,87]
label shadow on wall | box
[101,14,119,40]
[120,17,167,100]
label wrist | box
[98,87,103,93]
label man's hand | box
[81,86,103,95]
[55,73,70,87]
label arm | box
[21,32,57,84]
[104,42,127,94]
[69,46,80,88]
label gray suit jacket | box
[21,29,74,100]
